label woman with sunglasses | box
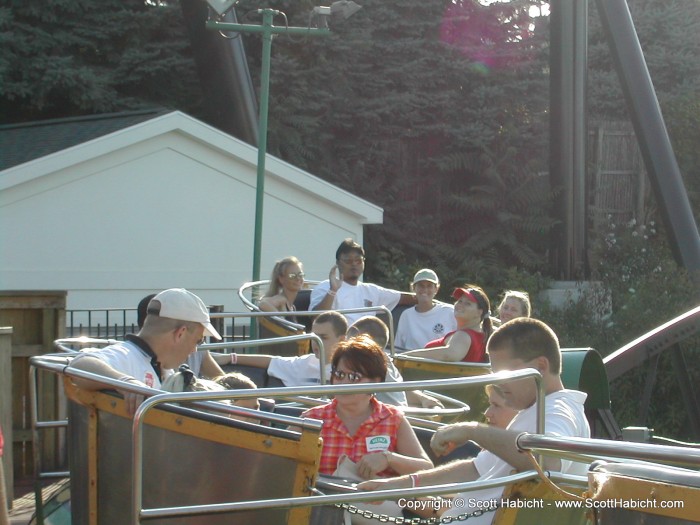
[259,256,305,322]
[301,336,433,479]
[403,284,493,363]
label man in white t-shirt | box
[229,311,347,386]
[310,238,416,324]
[395,268,457,351]
[359,318,591,524]
[69,288,222,415]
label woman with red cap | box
[402,285,492,363]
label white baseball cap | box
[412,268,439,285]
[150,288,222,340]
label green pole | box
[203,17,328,284]
[251,9,276,283]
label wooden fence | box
[0,291,66,501]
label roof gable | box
[0,108,170,171]
[0,110,382,223]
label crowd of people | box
[61,237,589,525]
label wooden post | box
[0,327,13,507]
[0,291,66,483]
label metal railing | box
[30,353,547,524]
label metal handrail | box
[28,360,71,525]
[237,279,401,355]
[203,331,328,383]
[395,353,493,370]
[129,371,544,524]
[517,433,700,469]
[31,353,546,524]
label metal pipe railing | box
[517,433,700,469]
[31,354,545,524]
[237,279,401,354]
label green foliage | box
[538,215,699,440]
[0,0,202,121]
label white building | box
[0,110,383,320]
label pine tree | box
[0,0,202,122]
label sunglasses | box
[287,272,305,279]
[331,368,364,383]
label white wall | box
[0,115,381,318]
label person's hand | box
[117,378,148,417]
[329,264,343,291]
[357,476,410,492]
[430,422,476,457]
[356,452,390,479]
[419,392,444,409]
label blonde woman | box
[497,290,531,324]
[259,256,305,321]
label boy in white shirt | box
[395,269,456,351]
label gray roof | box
[0,108,170,171]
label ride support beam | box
[595,0,700,283]
[549,0,588,280]
[181,0,259,146]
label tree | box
[0,0,202,122]
[235,0,553,287]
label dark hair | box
[487,317,561,373]
[347,316,389,350]
[137,293,157,329]
[314,310,349,337]
[331,335,387,382]
[335,238,365,261]
[457,284,493,340]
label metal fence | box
[66,307,249,342]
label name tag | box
[366,435,391,452]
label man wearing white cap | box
[394,269,457,351]
[69,288,221,414]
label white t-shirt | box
[395,303,457,351]
[310,280,401,324]
[442,389,590,524]
[267,353,330,386]
[267,352,408,406]
[74,340,174,389]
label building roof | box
[0,108,170,171]
[0,109,383,223]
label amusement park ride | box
[20,0,700,524]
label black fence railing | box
[66,307,248,342]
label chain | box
[334,501,499,524]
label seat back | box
[560,348,618,438]
[589,461,700,524]
[493,478,590,525]
[257,316,309,357]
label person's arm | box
[311,266,343,311]
[69,355,139,389]
[357,458,479,491]
[211,352,274,369]
[433,421,539,472]
[403,331,471,362]
[406,390,444,409]
[68,355,148,415]
[258,296,282,312]
[199,351,225,379]
[355,417,433,478]
[398,292,417,306]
